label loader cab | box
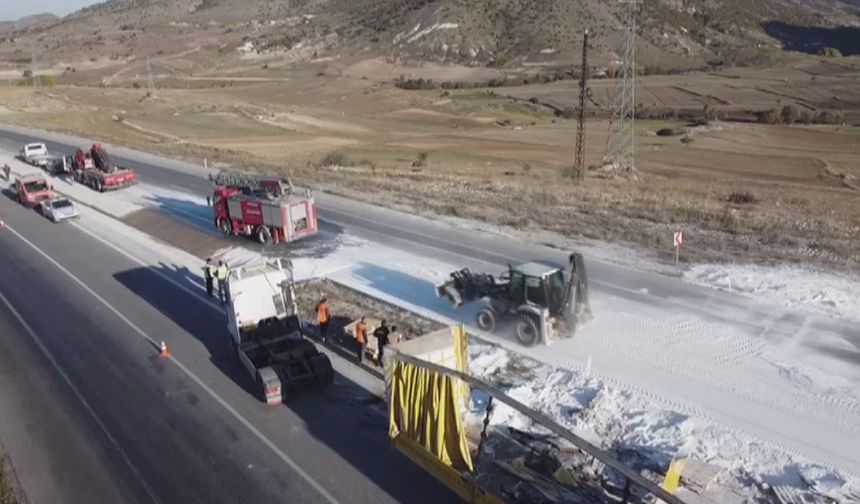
[509,263,566,316]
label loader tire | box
[476,307,497,333]
[256,226,272,245]
[515,314,541,347]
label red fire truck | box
[71,144,137,191]
[210,170,318,244]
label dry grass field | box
[1,58,858,268]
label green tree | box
[819,47,842,58]
[781,104,799,125]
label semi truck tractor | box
[225,258,333,405]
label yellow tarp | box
[453,325,470,409]
[388,358,474,472]
[662,457,687,494]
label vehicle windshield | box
[53,199,72,209]
[47,158,63,170]
[24,181,48,192]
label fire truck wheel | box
[95,179,104,192]
[218,218,231,236]
[256,226,272,245]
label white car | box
[21,142,48,162]
[39,198,80,223]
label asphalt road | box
[0,125,855,352]
[0,188,457,503]
[1,123,859,478]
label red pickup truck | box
[15,175,53,207]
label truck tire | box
[476,307,497,333]
[95,179,104,192]
[309,354,334,388]
[218,218,231,236]
[229,332,238,353]
[515,314,541,346]
[256,226,272,245]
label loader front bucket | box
[436,280,464,306]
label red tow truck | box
[210,170,318,244]
[71,144,137,192]
[15,175,53,207]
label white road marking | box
[0,288,164,504]
[3,224,342,504]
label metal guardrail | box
[390,351,686,504]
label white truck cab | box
[21,143,48,161]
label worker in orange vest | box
[354,316,367,364]
[316,297,331,343]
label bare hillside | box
[0,13,59,35]
[1,0,858,83]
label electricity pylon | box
[603,0,640,177]
[573,30,589,182]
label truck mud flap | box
[257,366,282,406]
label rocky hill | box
[0,0,858,81]
[0,13,59,35]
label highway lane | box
[0,290,151,504]
[0,191,457,503]
[0,124,855,348]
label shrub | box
[756,109,778,124]
[557,106,577,119]
[559,165,579,179]
[412,152,428,168]
[727,191,757,205]
[813,110,845,124]
[1,456,17,504]
[320,151,349,167]
[780,104,800,125]
[819,47,842,58]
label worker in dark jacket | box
[373,320,390,368]
[202,258,215,297]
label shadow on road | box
[346,261,529,346]
[143,194,346,259]
[111,263,458,503]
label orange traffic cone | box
[159,341,170,358]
